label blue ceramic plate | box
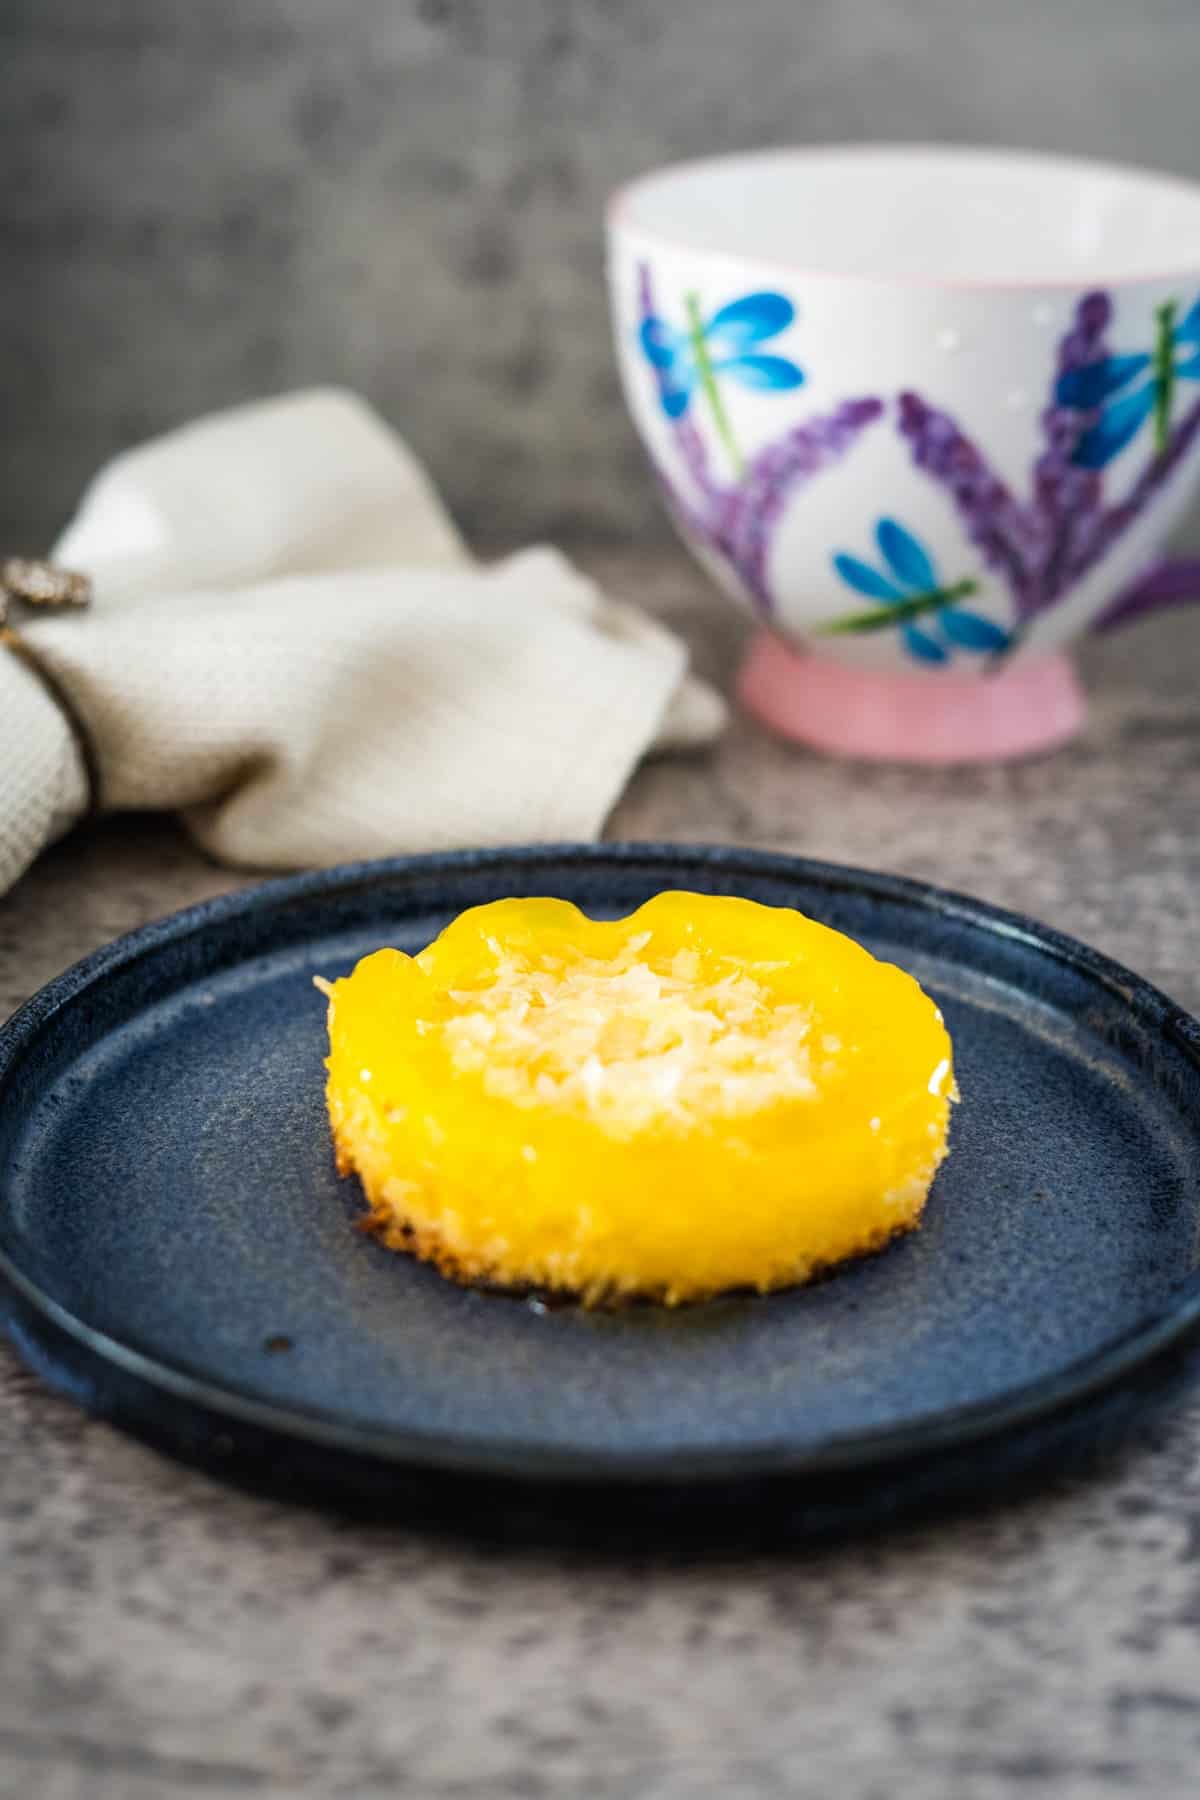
[1,844,1199,1539]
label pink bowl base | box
[737,631,1086,764]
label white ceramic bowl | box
[608,145,1200,760]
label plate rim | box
[2,839,1200,1490]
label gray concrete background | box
[5,0,1200,549]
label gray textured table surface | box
[1,549,1199,1800]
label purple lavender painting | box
[897,289,1200,652]
[636,265,1200,661]
[636,263,884,613]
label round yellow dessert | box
[321,892,955,1305]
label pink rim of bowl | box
[737,634,1087,765]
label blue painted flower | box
[1055,293,1200,467]
[639,287,803,475]
[825,518,1010,665]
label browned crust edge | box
[335,1134,928,1310]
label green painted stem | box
[684,291,743,478]
[1153,298,1177,456]
[817,579,979,636]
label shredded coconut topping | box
[435,935,816,1134]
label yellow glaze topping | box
[322,892,954,1304]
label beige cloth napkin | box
[0,390,724,897]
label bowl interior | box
[614,145,1200,285]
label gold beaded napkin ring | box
[1,556,100,807]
